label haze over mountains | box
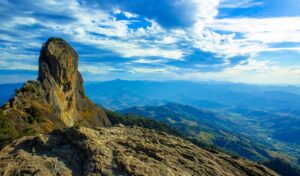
[84,80,300,111]
[2,79,300,112]
[2,79,300,166]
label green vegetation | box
[106,110,183,137]
[0,110,18,149]
[107,107,300,176]
[120,103,279,162]
[262,158,300,176]
[0,110,36,150]
[25,107,43,124]
[106,109,222,153]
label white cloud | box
[0,75,36,84]
[131,59,165,64]
[129,66,179,74]
[0,60,37,71]
[0,0,300,84]
[123,11,138,19]
[0,0,186,63]
[209,17,300,40]
[29,0,218,61]
[175,58,300,84]
[175,16,300,60]
[207,17,300,53]
[219,0,264,8]
[79,64,118,74]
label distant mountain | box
[120,103,283,162]
[83,80,300,111]
[1,38,281,175]
[1,79,300,165]
[3,80,300,111]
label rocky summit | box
[0,126,278,176]
[0,38,279,176]
[2,38,111,133]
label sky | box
[0,0,300,84]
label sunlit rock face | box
[38,38,81,126]
[3,38,111,132]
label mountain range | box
[1,78,300,166]
[3,79,300,112]
[0,38,282,175]
[83,79,300,111]
[120,103,290,162]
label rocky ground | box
[0,126,278,176]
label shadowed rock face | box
[2,38,111,132]
[0,126,278,176]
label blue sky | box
[0,0,300,84]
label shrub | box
[105,110,183,137]
[0,111,18,149]
[0,110,37,150]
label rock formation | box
[0,126,278,176]
[0,38,279,176]
[2,38,111,133]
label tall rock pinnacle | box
[2,38,111,132]
[38,38,82,126]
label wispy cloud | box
[205,17,300,57]
[175,59,300,84]
[219,0,264,8]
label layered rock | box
[2,38,111,133]
[0,126,278,176]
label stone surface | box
[38,38,80,126]
[2,38,111,133]
[0,126,278,176]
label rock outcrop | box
[0,126,278,176]
[0,38,279,176]
[2,38,111,133]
